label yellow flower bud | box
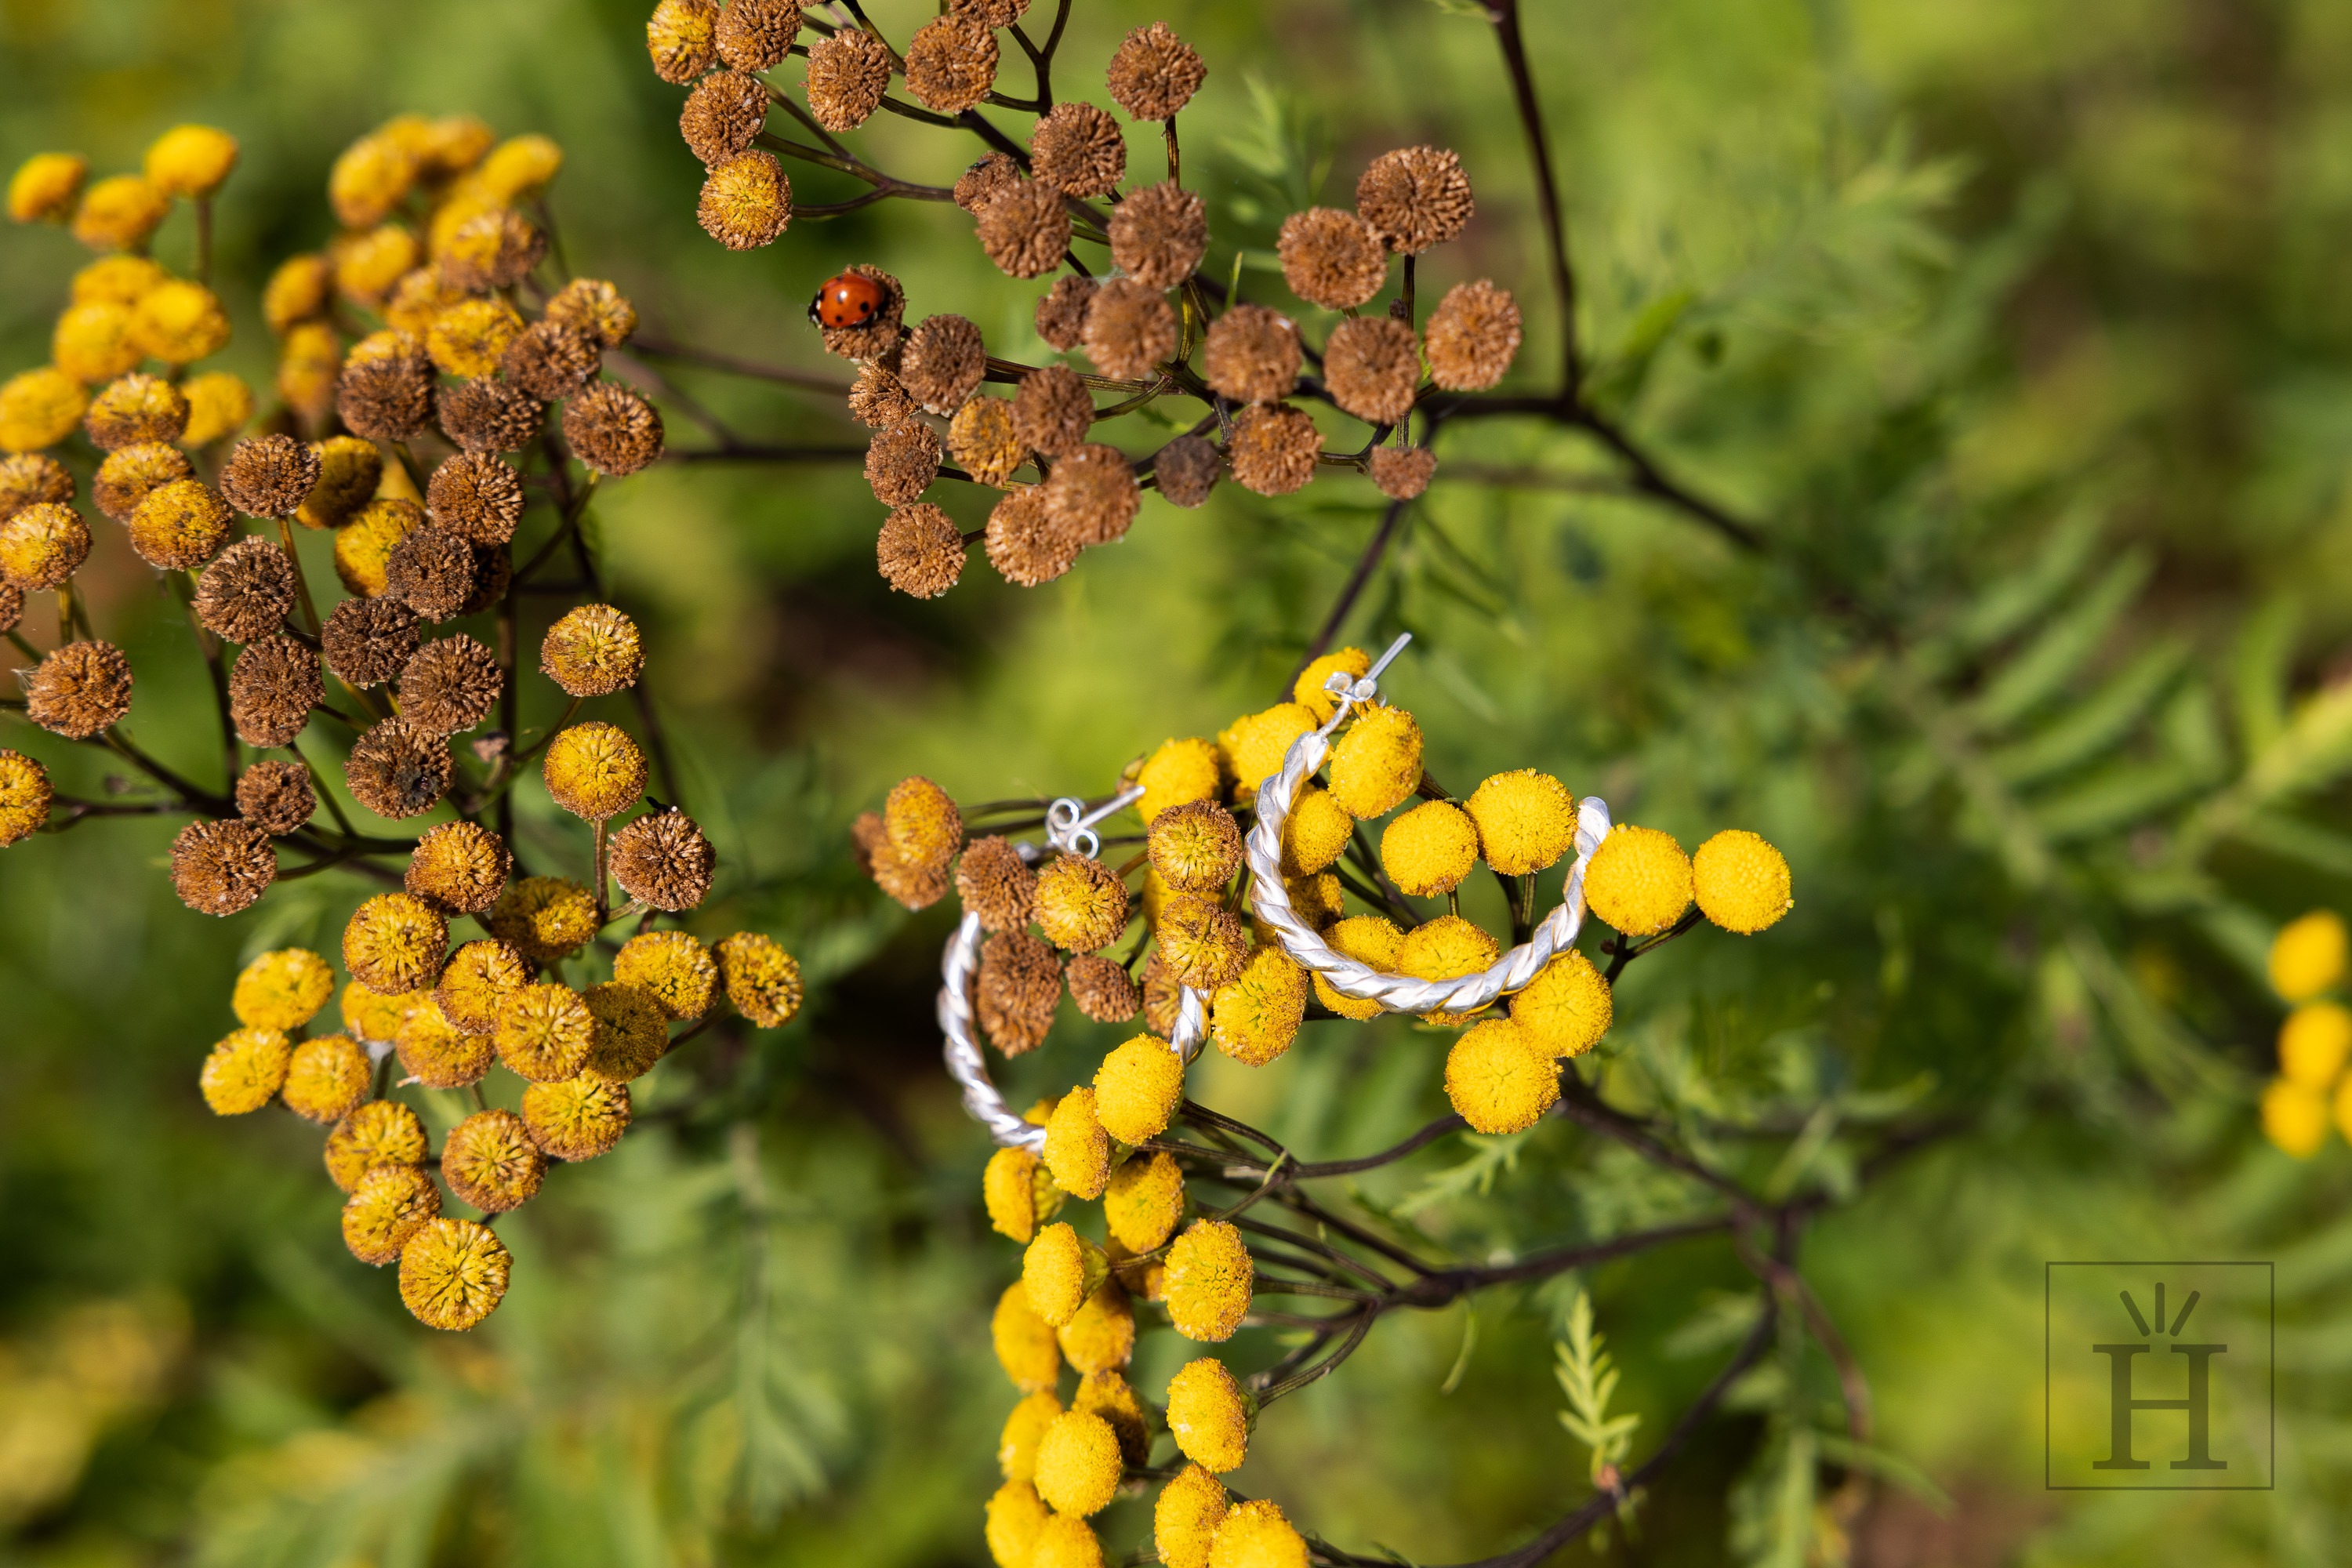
[2262,1077,2329,1159]
[1692,828,1791,934]
[1057,1280,1135,1376]
[232,947,336,1030]
[1139,735,1222,822]
[143,125,238,198]
[1044,1087,1113,1200]
[985,1479,1051,1568]
[1163,1218,1251,1342]
[1033,1409,1122,1516]
[1291,645,1370,724]
[1585,825,1692,936]
[1207,1497,1308,1568]
[1326,702,1422,818]
[1103,1149,1185,1254]
[1380,799,1478,896]
[999,1390,1062,1482]
[1094,1034,1184,1144]
[1445,1017,1559,1134]
[984,1144,1065,1243]
[1510,949,1612,1059]
[1022,1221,1108,1327]
[2279,1002,2352,1091]
[1465,768,1577,876]
[1166,1357,1252,1473]
[1279,784,1354,876]
[1211,946,1307,1066]
[1156,1464,1230,1568]
[1313,914,1403,1021]
[2269,909,2347,1004]
[8,152,85,223]
[993,1281,1062,1392]
[1220,702,1316,801]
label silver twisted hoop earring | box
[938,783,1210,1152]
[1243,633,1613,1015]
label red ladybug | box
[808,270,889,328]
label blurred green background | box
[8,0,2352,1563]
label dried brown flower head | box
[346,717,454,818]
[82,372,187,452]
[398,633,504,735]
[1082,280,1177,381]
[978,181,1073,281]
[1066,954,1142,1023]
[1358,147,1475,260]
[435,940,531,1036]
[647,0,720,83]
[949,395,1027,486]
[0,583,19,637]
[866,419,942,505]
[321,596,420,689]
[1367,445,1437,500]
[441,209,549,293]
[1154,435,1221,509]
[956,835,1037,930]
[407,820,512,914]
[717,0,800,70]
[563,383,666,475]
[1277,208,1389,311]
[25,640,132,739]
[384,266,466,339]
[1202,304,1301,405]
[848,362,916,430]
[818,263,906,361]
[194,537,298,643]
[1106,22,1204,121]
[1324,315,1421,425]
[611,808,717,910]
[1423,279,1523,391]
[698,149,792,249]
[1030,102,1127,198]
[1043,443,1139,546]
[236,759,316,834]
[681,69,771,166]
[0,453,74,521]
[441,1107,546,1211]
[805,27,893,132]
[501,320,601,402]
[230,635,323,749]
[0,502,87,590]
[984,485,1079,587]
[905,13,998,114]
[853,811,949,909]
[545,278,639,347]
[978,930,1062,1055]
[1035,274,1097,350]
[1014,365,1093,459]
[953,0,1029,25]
[93,442,194,525]
[384,526,478,623]
[1228,403,1323,496]
[128,479,233,571]
[337,344,434,441]
[171,818,276,916]
[1109,182,1207,290]
[877,502,967,598]
[220,434,322,519]
[437,378,545,455]
[954,152,1023,214]
[541,604,644,697]
[899,314,988,416]
[426,451,526,545]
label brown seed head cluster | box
[1030,102,1126,198]
[1043,444,1139,546]
[984,485,1078,588]
[541,604,644,697]
[978,181,1073,281]
[949,395,1027,487]
[563,383,666,475]
[398,634,504,735]
[1424,279,1523,391]
[1082,280,1177,382]
[1014,365,1093,459]
[220,434,321,518]
[236,759,316,835]
[228,634,324,748]
[877,503,967,599]
[698,150,792,249]
[1227,404,1324,497]
[956,836,1037,931]
[1368,445,1438,500]
[1107,21,1205,121]
[1278,208,1390,311]
[346,717,454,818]
[1065,953,1142,1023]
[899,314,988,416]
[805,28,894,132]
[85,372,188,450]
[1203,305,1302,405]
[1035,274,1096,351]
[717,0,800,71]
[128,478,233,570]
[321,596,420,689]
[0,454,74,518]
[545,278,638,347]
[848,362,916,430]
[437,377,546,454]
[503,321,601,405]
[93,444,193,525]
[171,818,277,916]
[27,641,133,739]
[1324,315,1421,426]
[1109,182,1207,291]
[978,931,1062,1055]
[337,339,434,441]
[426,451,527,544]
[904,14,998,115]
[1154,435,1221,509]
[385,526,478,622]
[681,71,771,167]
[867,419,942,506]
[819,263,906,362]
[954,153,1023,214]
[611,809,717,910]
[646,0,719,84]
[440,209,549,293]
[1356,146,1475,255]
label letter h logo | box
[2090,1282,2226,1471]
